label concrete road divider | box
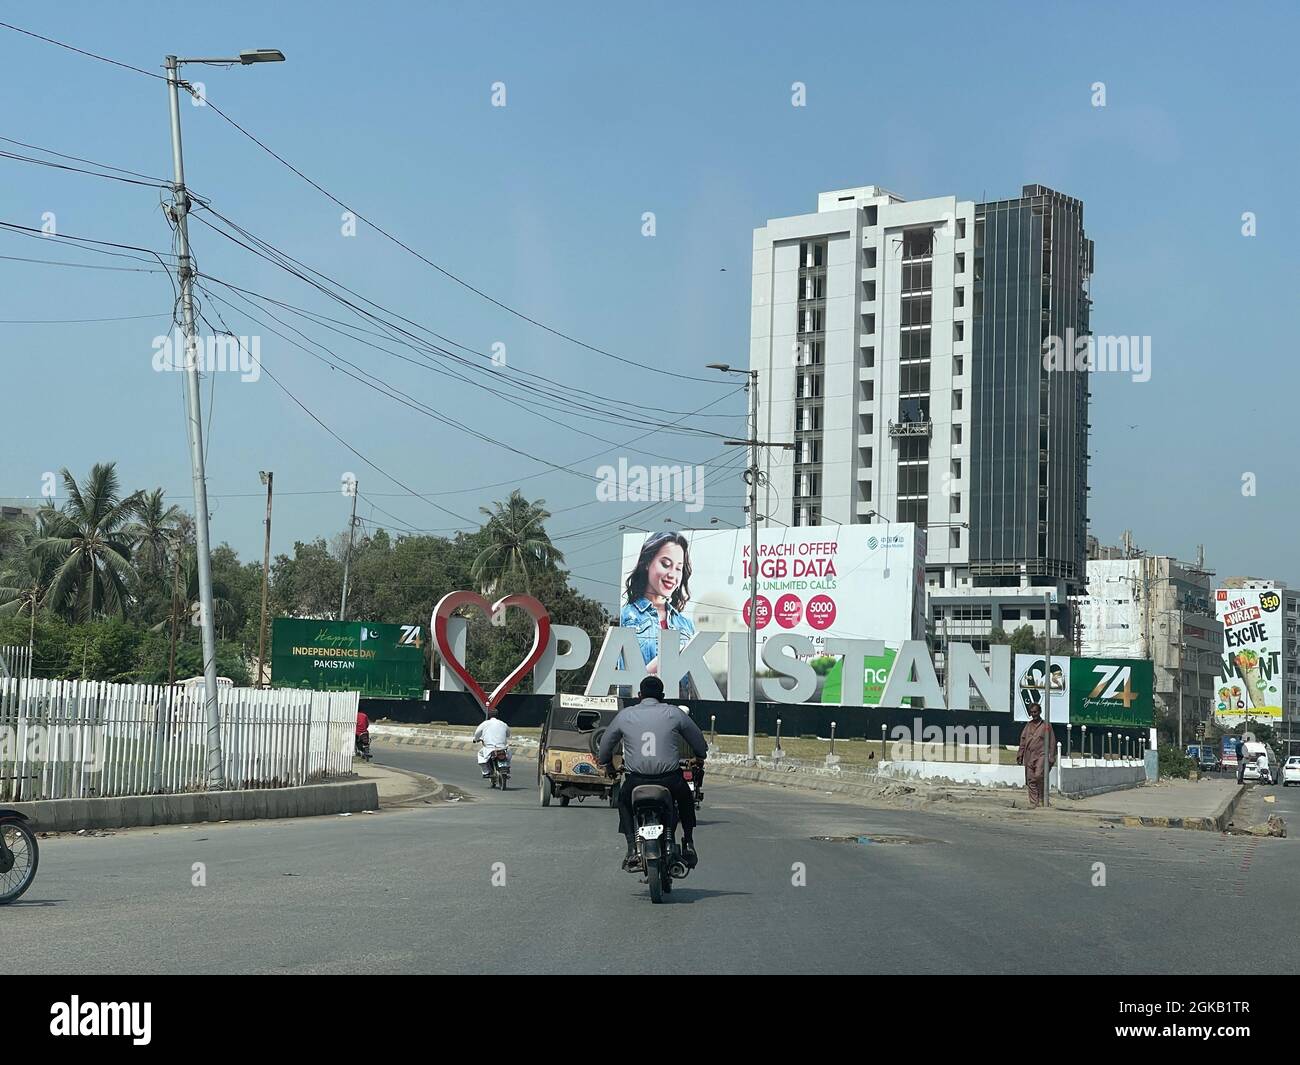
[9,779,378,833]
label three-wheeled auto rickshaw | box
[538,693,622,807]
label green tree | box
[470,491,564,595]
[989,624,1070,657]
[126,488,182,581]
[0,513,60,668]
[35,463,141,625]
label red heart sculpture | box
[432,591,552,713]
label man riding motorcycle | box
[472,707,511,779]
[597,675,708,872]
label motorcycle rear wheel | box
[646,857,663,903]
[0,819,39,905]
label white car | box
[1283,757,1300,787]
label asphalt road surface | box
[7,744,1298,974]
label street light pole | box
[746,372,759,760]
[165,54,224,789]
[708,363,793,762]
[162,47,285,789]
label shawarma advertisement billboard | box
[1213,586,1283,727]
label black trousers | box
[617,770,697,847]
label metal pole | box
[256,472,274,687]
[165,55,224,790]
[1177,609,1184,749]
[747,371,759,762]
[1043,590,1052,806]
[340,482,359,621]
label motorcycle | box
[0,810,38,905]
[485,747,511,791]
[355,731,374,763]
[680,758,704,808]
[629,779,691,903]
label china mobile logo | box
[50,997,151,1045]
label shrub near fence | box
[0,678,358,802]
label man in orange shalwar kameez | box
[1017,701,1057,807]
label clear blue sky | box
[2,0,1297,608]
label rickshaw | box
[538,694,622,807]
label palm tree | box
[470,490,564,594]
[35,463,141,625]
[127,488,182,579]
[0,511,60,677]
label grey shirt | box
[597,697,709,776]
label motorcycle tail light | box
[682,770,692,780]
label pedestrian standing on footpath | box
[1017,701,1056,807]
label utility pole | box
[257,471,274,687]
[340,482,359,621]
[165,55,224,789]
[162,47,284,790]
[708,363,793,762]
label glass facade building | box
[970,184,1093,592]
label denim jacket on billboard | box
[619,597,697,698]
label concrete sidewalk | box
[1053,779,1244,830]
[352,761,444,805]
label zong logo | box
[1089,664,1138,708]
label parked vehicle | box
[1282,756,1300,787]
[538,694,621,807]
[355,732,373,763]
[627,775,691,903]
[0,809,38,905]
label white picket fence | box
[0,678,358,802]
[0,644,32,680]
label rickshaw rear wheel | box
[540,776,552,806]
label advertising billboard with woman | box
[618,525,924,703]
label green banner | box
[271,618,425,699]
[820,647,909,706]
[1068,657,1154,727]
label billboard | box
[1014,654,1154,727]
[1213,586,1283,727]
[617,525,926,703]
[271,618,425,699]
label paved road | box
[6,744,1298,974]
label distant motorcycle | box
[0,809,38,905]
[680,758,704,808]
[355,731,374,763]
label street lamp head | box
[240,49,286,64]
[259,470,270,485]
[706,362,731,372]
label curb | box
[10,779,379,833]
[370,761,446,806]
[1097,785,1247,833]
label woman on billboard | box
[621,531,698,699]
